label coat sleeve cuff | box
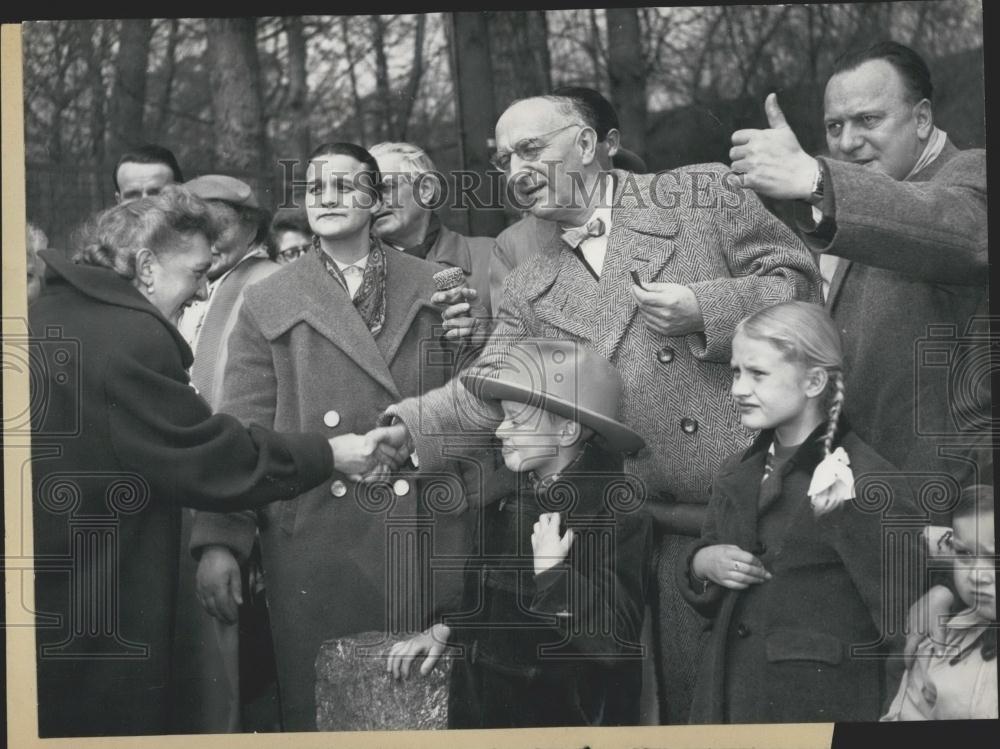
[675,537,724,614]
[530,565,572,616]
[280,429,334,486]
[190,509,258,563]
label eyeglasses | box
[278,243,311,262]
[490,123,584,172]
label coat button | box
[393,479,411,496]
[680,417,698,434]
[656,346,675,364]
[323,410,341,428]
[753,542,767,555]
[736,623,751,638]
[330,480,347,498]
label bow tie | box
[561,217,606,249]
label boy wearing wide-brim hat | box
[388,339,653,728]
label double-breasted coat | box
[389,165,823,722]
[190,246,482,731]
[678,425,922,724]
[29,250,333,737]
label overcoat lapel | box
[825,258,852,310]
[713,443,768,549]
[520,234,594,341]
[375,250,442,369]
[595,170,679,359]
[278,251,401,399]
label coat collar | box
[38,249,194,367]
[250,247,437,399]
[825,139,960,306]
[521,440,626,514]
[516,169,682,354]
[714,417,851,515]
[734,416,850,469]
[425,223,473,275]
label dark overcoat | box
[29,250,332,737]
[190,246,483,731]
[678,424,922,724]
[800,141,990,496]
[447,444,653,728]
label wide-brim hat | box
[460,339,645,455]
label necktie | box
[561,217,606,249]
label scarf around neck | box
[315,233,388,336]
[905,127,948,180]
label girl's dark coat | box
[677,424,922,724]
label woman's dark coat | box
[29,250,333,737]
[677,424,922,724]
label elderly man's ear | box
[577,127,601,166]
[415,173,439,207]
[604,128,622,158]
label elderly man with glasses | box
[372,94,822,726]
[369,141,497,325]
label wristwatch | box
[808,162,825,205]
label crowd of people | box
[26,40,994,737]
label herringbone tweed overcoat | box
[390,164,822,722]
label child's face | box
[950,510,995,621]
[496,400,563,474]
[730,333,819,437]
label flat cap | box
[183,174,259,208]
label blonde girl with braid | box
[678,300,922,724]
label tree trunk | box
[606,8,647,160]
[152,19,180,143]
[205,18,270,203]
[486,11,552,113]
[78,20,110,206]
[340,17,367,145]
[284,16,311,171]
[450,12,505,236]
[107,18,152,158]
[370,15,392,142]
[588,9,605,91]
[397,14,426,141]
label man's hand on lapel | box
[632,281,704,337]
[730,93,819,202]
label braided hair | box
[735,301,846,456]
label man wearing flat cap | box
[173,174,279,733]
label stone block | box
[315,631,454,731]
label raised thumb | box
[764,92,788,129]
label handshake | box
[327,421,415,482]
